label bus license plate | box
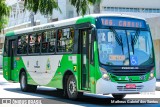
[126,84,136,89]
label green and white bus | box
[3,14,156,99]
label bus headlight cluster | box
[99,67,110,81]
[149,68,154,80]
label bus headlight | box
[99,67,110,81]
[149,68,154,80]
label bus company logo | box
[34,60,40,68]
[125,77,132,82]
[125,76,128,81]
[46,58,51,70]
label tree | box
[0,0,10,32]
[24,0,101,16]
[24,0,61,15]
[24,0,61,26]
[69,0,101,15]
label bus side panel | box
[3,57,11,80]
[94,41,103,93]
[12,56,38,84]
[89,64,96,93]
[19,57,39,85]
[46,54,79,89]
[15,54,79,88]
[77,54,81,91]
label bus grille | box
[117,85,143,91]
[111,71,147,76]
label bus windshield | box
[97,29,154,66]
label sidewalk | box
[156,79,160,91]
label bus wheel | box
[112,94,126,99]
[20,72,28,92]
[20,72,37,92]
[67,75,78,99]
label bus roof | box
[5,14,145,36]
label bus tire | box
[112,94,126,99]
[66,75,78,99]
[20,72,37,92]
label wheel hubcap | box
[69,80,76,95]
[21,75,25,89]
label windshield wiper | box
[131,29,139,54]
[110,27,124,54]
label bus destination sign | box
[101,17,146,28]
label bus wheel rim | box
[21,75,25,89]
[69,80,76,95]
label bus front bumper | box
[96,78,156,94]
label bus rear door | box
[4,39,17,81]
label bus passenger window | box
[29,34,36,53]
[17,37,22,54]
[57,29,62,52]
[42,31,51,53]
[57,28,74,52]
[4,38,9,56]
[35,33,41,53]
[66,28,74,52]
[17,35,28,54]
[48,30,56,53]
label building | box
[1,0,160,79]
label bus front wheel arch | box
[62,70,73,97]
[63,70,83,99]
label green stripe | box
[5,31,15,36]
[76,16,95,25]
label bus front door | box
[81,29,90,90]
[9,39,16,81]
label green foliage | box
[69,0,101,15]
[0,0,10,32]
[0,17,8,32]
[24,0,61,15]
